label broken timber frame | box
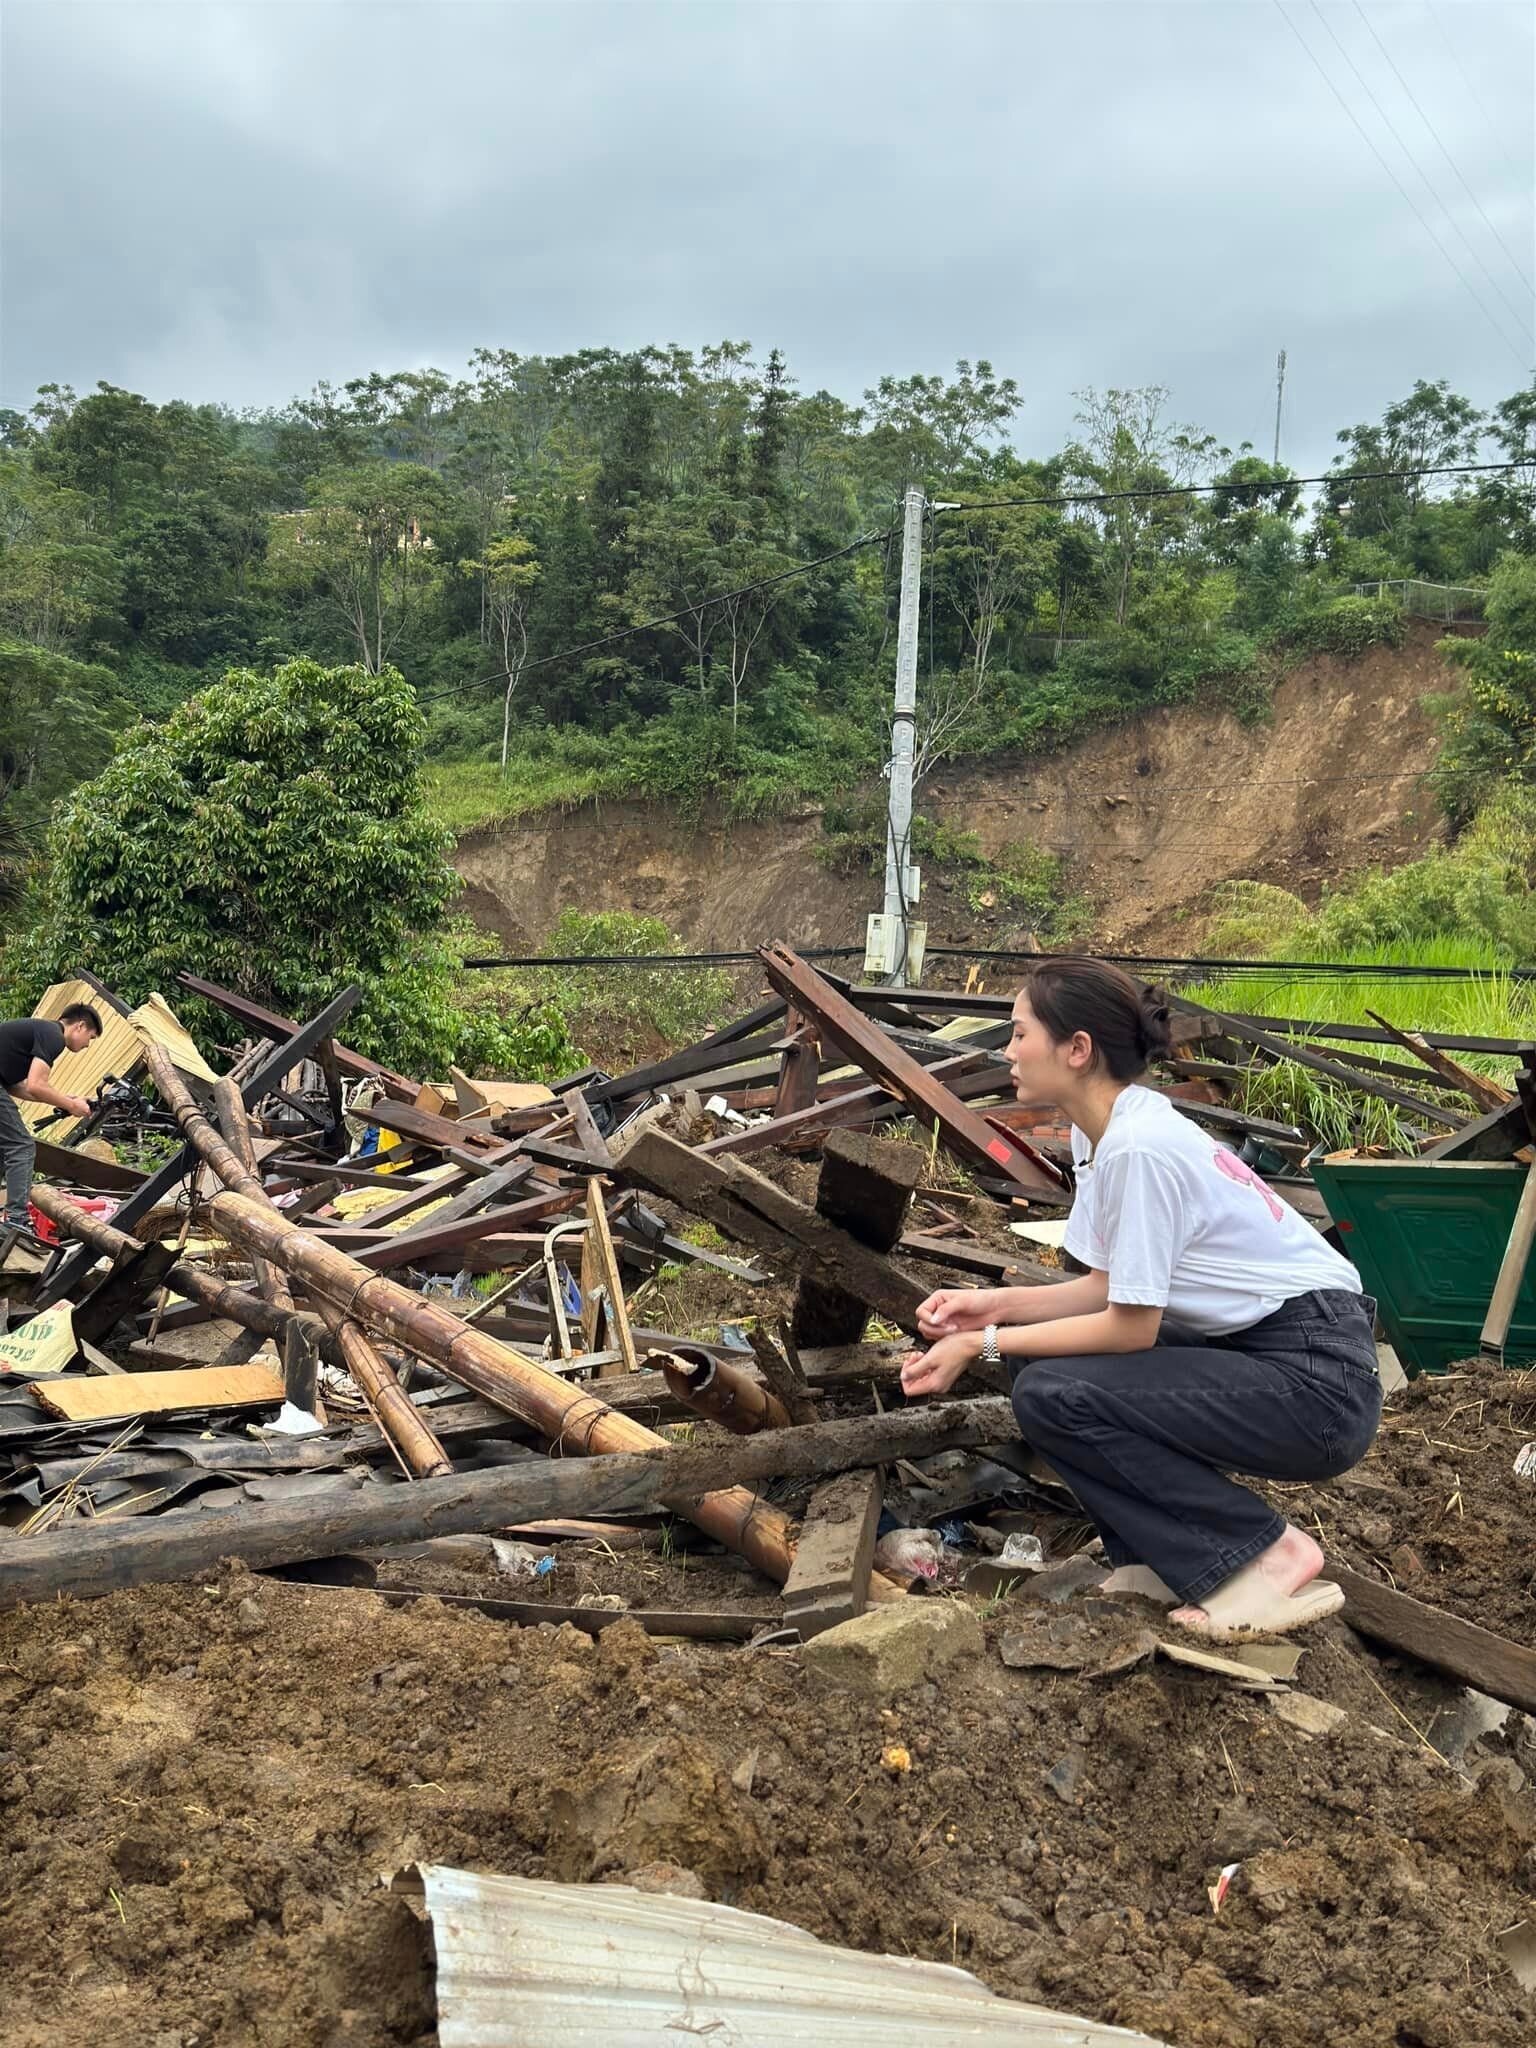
[756,943,1067,1199]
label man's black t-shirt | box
[0,1019,65,1094]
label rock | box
[1043,1747,1086,1804]
[1389,1543,1425,1581]
[801,1599,984,1700]
[612,1861,708,1899]
[1017,1557,1108,1605]
[1269,1691,1348,1737]
[235,1596,265,1635]
[1210,1798,1283,1861]
[1358,1515,1393,1551]
[547,1736,767,1891]
[997,1895,1046,1931]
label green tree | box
[459,533,540,767]
[268,461,452,672]
[1432,553,1536,823]
[8,657,459,1062]
[32,382,167,527]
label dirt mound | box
[456,622,1455,955]
[5,1386,1536,2048]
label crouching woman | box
[900,959,1381,1641]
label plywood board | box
[31,1362,285,1423]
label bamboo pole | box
[209,1069,451,1481]
[29,1185,328,1353]
[657,1347,794,1435]
[141,1047,796,1582]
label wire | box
[1353,0,1534,297]
[937,459,1524,517]
[418,528,889,707]
[1315,0,1534,344]
[457,942,1536,983]
[1271,0,1531,368]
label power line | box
[418,528,890,707]
[1353,0,1534,298]
[1428,0,1529,200]
[1272,0,1531,369]
[1317,0,1534,344]
[935,459,1522,517]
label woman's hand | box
[900,1331,982,1399]
[915,1286,998,1339]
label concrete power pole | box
[1273,348,1287,467]
[877,485,926,987]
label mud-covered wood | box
[792,1128,922,1347]
[783,1468,883,1635]
[0,1395,1018,1612]
[1323,1565,1536,1716]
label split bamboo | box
[141,1047,796,1581]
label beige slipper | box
[1101,1564,1178,1605]
[1176,1564,1345,1643]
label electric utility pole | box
[1273,348,1287,467]
[878,485,926,986]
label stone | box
[235,1596,265,1635]
[1018,1557,1108,1605]
[997,1895,1046,1931]
[1268,1691,1348,1737]
[801,1599,984,1700]
[1043,1748,1086,1804]
[1209,1798,1283,1861]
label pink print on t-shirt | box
[1211,1146,1286,1222]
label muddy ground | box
[3,1371,1535,2048]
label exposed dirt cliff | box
[454,620,1459,956]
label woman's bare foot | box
[1170,1524,1326,1633]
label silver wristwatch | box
[979,1323,1003,1365]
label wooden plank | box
[579,1178,638,1378]
[1482,1160,1536,1355]
[73,1240,181,1346]
[757,944,1066,1198]
[352,1186,585,1270]
[1323,1565,1536,1716]
[566,1088,614,1169]
[354,1098,513,1159]
[782,1468,883,1636]
[699,1048,996,1159]
[175,973,408,1085]
[580,1003,789,1106]
[792,1129,922,1348]
[1361,1012,1513,1112]
[34,1137,146,1193]
[31,1362,285,1423]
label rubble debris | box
[802,1598,985,1698]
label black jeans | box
[1009,1288,1383,1604]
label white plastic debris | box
[492,1538,554,1578]
[873,1528,943,1580]
[259,1402,324,1437]
[998,1532,1047,1570]
[1514,1442,1536,1481]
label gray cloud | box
[3,0,1531,471]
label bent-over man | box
[0,1004,102,1232]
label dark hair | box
[1022,959,1171,1080]
[60,1003,104,1037]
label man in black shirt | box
[0,1003,103,1230]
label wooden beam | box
[0,1395,1019,1611]
[1482,1160,1536,1355]
[782,1468,883,1637]
[757,944,1066,1198]
[611,1123,928,1332]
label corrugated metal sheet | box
[19,980,215,1138]
[405,1864,1168,2048]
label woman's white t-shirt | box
[1063,1085,1361,1336]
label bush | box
[1281,593,1406,661]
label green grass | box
[1183,936,1536,1152]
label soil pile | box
[5,1360,1536,2048]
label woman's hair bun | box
[1137,987,1173,1060]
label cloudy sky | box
[3,0,1532,471]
